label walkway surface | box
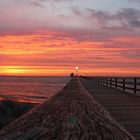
[0,78,134,140]
[81,78,140,140]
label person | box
[70,73,74,78]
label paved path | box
[81,78,140,140]
[0,78,134,140]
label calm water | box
[0,76,70,103]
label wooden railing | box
[99,77,140,94]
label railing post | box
[101,77,103,84]
[110,77,112,87]
[134,78,137,94]
[103,77,104,85]
[115,78,117,88]
[107,77,108,86]
[123,78,125,91]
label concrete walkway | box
[0,78,134,140]
[81,78,140,140]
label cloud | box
[130,20,140,27]
[13,0,74,8]
[1,1,140,41]
[127,0,140,3]
[0,1,140,76]
[71,7,140,31]
[71,7,82,16]
[30,2,45,8]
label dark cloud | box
[128,0,140,3]
[71,7,82,16]
[71,7,140,31]
[30,2,45,8]
[1,3,140,43]
[115,8,140,20]
[130,20,140,27]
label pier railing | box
[98,77,140,94]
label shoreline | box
[0,97,42,104]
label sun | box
[0,66,28,76]
[6,68,22,74]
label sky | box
[0,0,140,76]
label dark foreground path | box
[0,78,135,140]
[81,78,140,140]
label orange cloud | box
[0,33,140,76]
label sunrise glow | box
[0,0,140,76]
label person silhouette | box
[70,73,74,78]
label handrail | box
[98,77,140,94]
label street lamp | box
[75,66,79,76]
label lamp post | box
[75,66,79,76]
[85,70,87,77]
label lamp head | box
[76,67,79,70]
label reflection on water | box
[0,76,70,103]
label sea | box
[0,76,70,103]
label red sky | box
[0,0,140,76]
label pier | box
[81,77,140,140]
[0,78,138,140]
